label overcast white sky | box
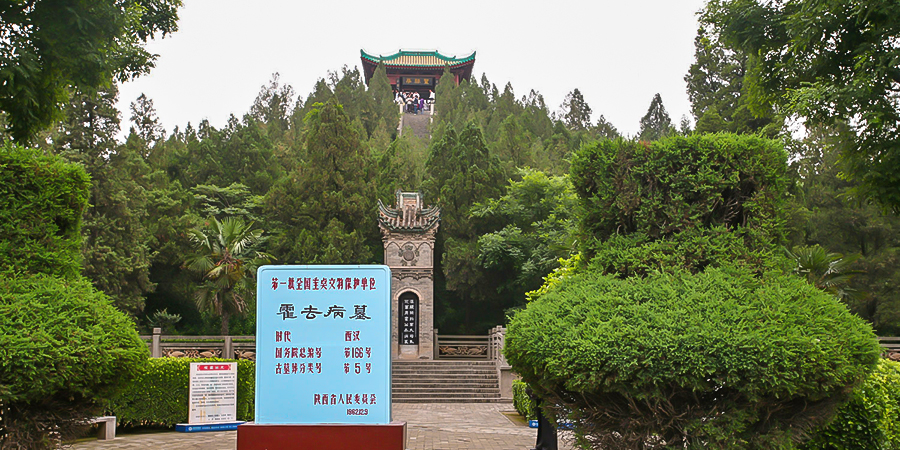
[117,0,709,139]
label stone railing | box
[489,326,515,402]
[433,332,490,359]
[139,328,256,360]
[488,325,508,366]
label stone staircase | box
[400,111,432,140]
[392,360,503,403]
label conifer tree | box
[249,73,296,142]
[369,63,399,134]
[560,88,593,131]
[684,25,778,135]
[129,94,165,152]
[594,115,620,140]
[423,122,506,332]
[638,93,674,141]
[52,86,154,316]
[264,98,378,264]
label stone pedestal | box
[378,191,439,360]
[237,422,407,450]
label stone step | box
[393,387,498,393]
[392,366,495,371]
[393,388,500,395]
[389,359,502,403]
[393,376,498,382]
[392,370,496,376]
[393,375,497,383]
[393,378,498,385]
[392,397,506,403]
[392,377,499,386]
[394,376,498,382]
[393,391,499,398]
[392,361,495,366]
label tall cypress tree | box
[560,88,593,131]
[423,122,506,332]
[51,86,154,316]
[684,25,778,135]
[264,98,378,264]
[369,62,399,135]
[638,93,674,141]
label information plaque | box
[189,362,238,424]
[255,265,391,425]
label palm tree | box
[185,217,272,335]
[785,245,865,302]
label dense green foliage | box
[510,130,886,448]
[506,266,880,449]
[512,380,536,421]
[571,134,789,258]
[0,0,182,143]
[702,0,900,211]
[106,358,255,426]
[51,86,155,315]
[4,13,894,338]
[684,25,779,136]
[585,227,779,278]
[264,98,378,265]
[802,360,900,450]
[0,274,148,448]
[422,123,507,331]
[471,169,578,318]
[786,126,900,335]
[0,143,90,278]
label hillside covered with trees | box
[1,1,897,338]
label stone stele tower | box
[377,191,440,360]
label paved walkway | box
[70,403,576,450]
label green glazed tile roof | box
[360,49,476,68]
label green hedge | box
[802,359,900,449]
[585,227,779,279]
[570,134,789,260]
[506,265,880,449]
[512,380,535,420]
[0,143,90,278]
[106,358,255,426]
[0,273,149,448]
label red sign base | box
[236,421,407,450]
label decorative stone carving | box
[399,243,419,266]
[439,345,488,356]
[163,349,223,358]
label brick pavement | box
[70,403,576,450]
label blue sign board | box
[255,265,391,425]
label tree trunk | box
[221,311,230,336]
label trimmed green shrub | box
[570,134,789,260]
[585,227,780,279]
[505,265,880,449]
[0,274,148,448]
[512,380,536,420]
[107,358,255,426]
[0,143,90,278]
[802,359,900,449]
